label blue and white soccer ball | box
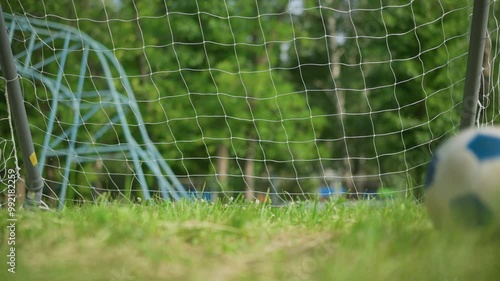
[425,127,500,229]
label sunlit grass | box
[1,199,499,281]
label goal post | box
[1,0,499,205]
[459,0,490,130]
[0,4,43,207]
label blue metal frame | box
[4,14,188,207]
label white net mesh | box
[1,78,21,207]
[1,0,499,205]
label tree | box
[288,0,471,197]
[2,0,489,201]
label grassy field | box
[1,199,500,281]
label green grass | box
[1,199,500,281]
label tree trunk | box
[133,0,149,87]
[92,159,104,200]
[216,143,229,190]
[327,10,355,196]
[45,160,57,208]
[244,132,257,201]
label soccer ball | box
[425,127,500,229]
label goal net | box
[0,78,21,207]
[1,0,498,205]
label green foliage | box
[2,0,493,196]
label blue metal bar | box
[45,144,131,158]
[22,32,36,72]
[101,48,188,198]
[57,46,89,210]
[4,12,187,204]
[47,95,115,150]
[133,146,174,200]
[13,32,65,61]
[16,67,76,100]
[91,114,123,143]
[38,33,72,169]
[92,49,155,200]
[7,18,15,42]
[30,43,82,70]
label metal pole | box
[0,7,44,207]
[460,0,490,129]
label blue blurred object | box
[187,187,213,201]
[319,186,345,198]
